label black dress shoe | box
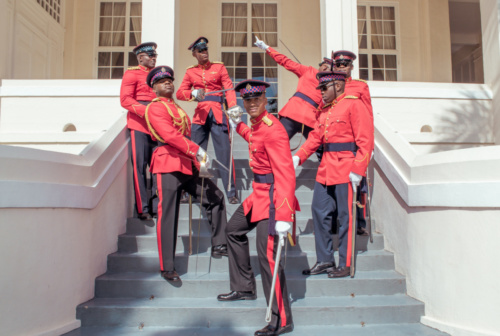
[228,196,240,204]
[217,291,256,301]
[302,261,335,275]
[357,227,369,236]
[328,266,351,278]
[254,323,294,336]
[139,213,153,220]
[161,270,180,282]
[211,244,228,257]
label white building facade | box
[1,1,500,335]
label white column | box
[320,0,359,78]
[141,0,176,67]
[480,0,500,144]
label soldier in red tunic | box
[144,66,228,282]
[332,50,374,235]
[120,42,158,220]
[176,37,239,204]
[294,71,374,278]
[254,37,331,140]
[217,80,298,336]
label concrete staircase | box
[64,135,448,336]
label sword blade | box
[211,157,230,172]
[204,88,235,96]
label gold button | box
[254,149,257,152]
[326,138,328,141]
[249,158,253,161]
[249,142,252,145]
[337,119,339,122]
[326,130,328,133]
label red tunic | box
[176,61,237,125]
[120,65,157,134]
[345,77,373,117]
[266,47,321,128]
[296,93,374,185]
[236,111,300,223]
[145,97,200,175]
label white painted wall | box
[371,165,500,336]
[370,80,500,335]
[0,80,133,336]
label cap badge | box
[161,67,166,72]
[246,84,252,90]
[340,55,344,60]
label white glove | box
[196,147,211,168]
[349,172,362,191]
[229,118,240,130]
[254,36,269,51]
[292,156,300,169]
[191,89,204,102]
[275,221,291,235]
[227,105,243,123]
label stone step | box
[95,270,406,299]
[62,323,449,336]
[107,250,394,274]
[208,165,319,180]
[117,231,384,254]
[126,217,378,239]
[75,295,424,327]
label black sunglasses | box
[319,83,334,91]
[335,61,351,67]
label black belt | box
[254,173,276,236]
[137,100,151,106]
[202,96,223,103]
[324,142,357,152]
[293,92,319,108]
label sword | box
[189,195,193,255]
[265,233,285,323]
[350,187,358,278]
[195,155,214,275]
[366,170,373,243]
[279,38,301,64]
[204,87,235,95]
[212,157,230,172]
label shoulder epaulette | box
[345,95,359,99]
[186,65,197,70]
[354,78,367,83]
[127,66,140,70]
[152,98,161,102]
[262,115,273,126]
[212,61,224,64]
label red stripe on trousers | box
[266,235,287,327]
[131,130,143,214]
[156,173,164,271]
[346,184,354,267]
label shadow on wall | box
[429,89,494,152]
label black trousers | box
[191,110,236,199]
[279,116,313,140]
[311,182,355,267]
[130,129,157,215]
[156,169,227,272]
[226,205,293,328]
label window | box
[36,0,62,23]
[357,4,399,81]
[96,1,142,79]
[221,2,279,113]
